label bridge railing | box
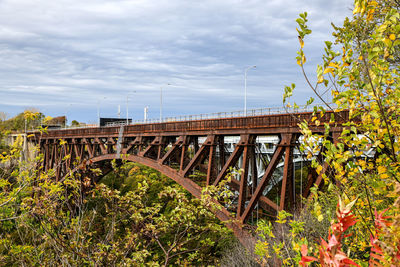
[127,105,317,126]
[35,109,349,137]
[40,104,330,130]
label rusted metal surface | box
[37,110,349,139]
[30,110,347,241]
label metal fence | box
[105,105,318,127]
[44,104,324,130]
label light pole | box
[160,83,171,122]
[244,65,256,115]
[97,96,107,126]
[144,106,149,122]
[126,91,136,125]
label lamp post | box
[144,106,149,122]
[160,83,171,122]
[97,96,107,126]
[244,65,256,115]
[126,91,136,125]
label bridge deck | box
[38,110,348,139]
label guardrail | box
[38,104,329,130]
[104,105,321,127]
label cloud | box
[0,0,352,121]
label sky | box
[0,0,353,124]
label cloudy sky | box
[0,0,352,123]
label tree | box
[0,112,7,122]
[260,0,400,265]
[71,120,80,127]
[0,127,232,266]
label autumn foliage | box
[260,0,400,266]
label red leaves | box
[298,198,400,266]
[299,244,317,266]
[368,208,400,266]
[298,198,360,267]
[315,200,360,266]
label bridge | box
[28,109,349,241]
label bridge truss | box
[32,110,348,240]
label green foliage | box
[0,110,44,132]
[0,130,233,265]
[273,0,400,265]
[254,210,312,266]
[71,120,80,127]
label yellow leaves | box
[323,68,334,75]
[297,55,306,66]
[323,62,341,76]
[353,2,361,14]
[298,36,304,48]
[383,38,392,47]
[369,0,378,7]
[23,110,39,121]
[373,118,381,126]
[59,139,67,145]
[355,151,363,157]
[328,62,340,68]
[378,166,387,174]
[380,173,389,179]
[358,158,367,168]
[385,79,394,85]
[384,48,390,59]
[367,8,375,21]
[43,116,53,123]
[353,0,367,14]
[316,165,323,174]
[389,34,396,41]
[377,23,388,34]
[313,202,324,222]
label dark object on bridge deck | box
[100,117,131,126]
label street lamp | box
[244,65,256,115]
[97,96,107,126]
[126,91,136,125]
[160,84,171,122]
[144,106,149,122]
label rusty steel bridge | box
[29,109,348,241]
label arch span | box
[82,153,205,199]
[75,153,251,242]
[35,111,346,241]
